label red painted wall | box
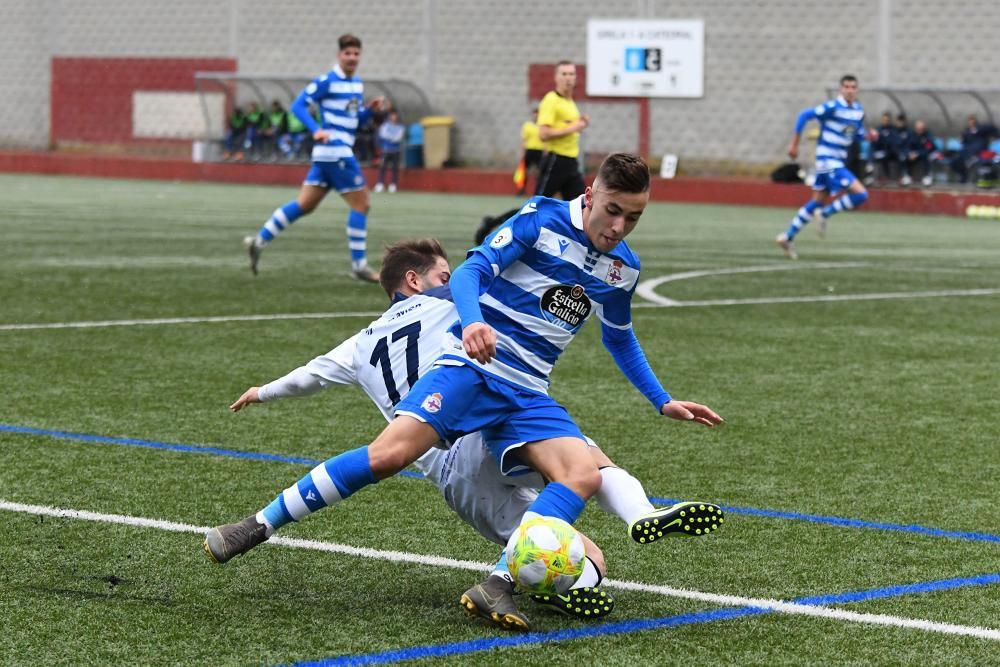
[3,150,999,218]
[50,57,237,146]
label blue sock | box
[257,201,303,245]
[346,209,368,269]
[524,482,586,525]
[822,190,868,218]
[490,549,513,583]
[259,446,376,532]
[785,199,821,241]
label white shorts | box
[413,433,598,546]
[415,433,539,546]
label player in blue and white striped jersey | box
[777,75,869,259]
[244,34,385,281]
[205,157,722,629]
[206,236,722,630]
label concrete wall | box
[2,0,998,166]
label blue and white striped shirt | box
[443,196,651,396]
[796,95,865,172]
[292,64,373,162]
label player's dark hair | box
[339,34,362,50]
[379,238,448,298]
[840,74,858,85]
[595,153,650,194]
[556,60,574,69]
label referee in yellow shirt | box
[535,60,589,198]
[474,61,590,244]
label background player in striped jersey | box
[244,34,385,281]
[776,75,869,259]
[208,237,722,630]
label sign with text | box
[586,19,704,98]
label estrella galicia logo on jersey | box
[606,259,623,285]
[421,392,443,413]
[490,227,513,249]
[540,284,591,330]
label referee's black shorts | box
[535,153,585,200]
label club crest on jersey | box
[606,259,624,285]
[421,392,443,413]
[490,227,513,249]
[347,99,359,115]
[540,284,592,331]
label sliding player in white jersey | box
[776,74,869,259]
[208,238,723,630]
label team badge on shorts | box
[540,284,592,331]
[421,392,443,413]
[605,259,624,285]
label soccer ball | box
[505,516,586,594]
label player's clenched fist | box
[462,322,497,364]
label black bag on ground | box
[771,162,803,183]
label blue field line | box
[0,423,322,467]
[3,422,998,543]
[646,496,1000,545]
[289,572,1000,666]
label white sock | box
[255,511,276,537]
[570,556,602,590]
[595,467,655,526]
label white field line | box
[633,287,1000,308]
[6,264,998,331]
[0,312,382,331]
[4,499,999,642]
[634,262,1000,307]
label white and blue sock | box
[784,199,821,241]
[256,201,303,247]
[346,209,369,270]
[257,446,376,535]
[490,549,514,584]
[822,191,868,218]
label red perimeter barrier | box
[50,57,237,147]
[2,150,999,217]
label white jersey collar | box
[569,194,586,231]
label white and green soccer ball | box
[505,516,586,594]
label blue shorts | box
[304,158,366,193]
[813,167,856,195]
[394,363,585,476]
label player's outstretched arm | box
[661,399,724,427]
[229,387,261,412]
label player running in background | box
[209,237,723,630]
[474,61,590,245]
[207,154,723,631]
[244,34,385,281]
[776,75,868,259]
